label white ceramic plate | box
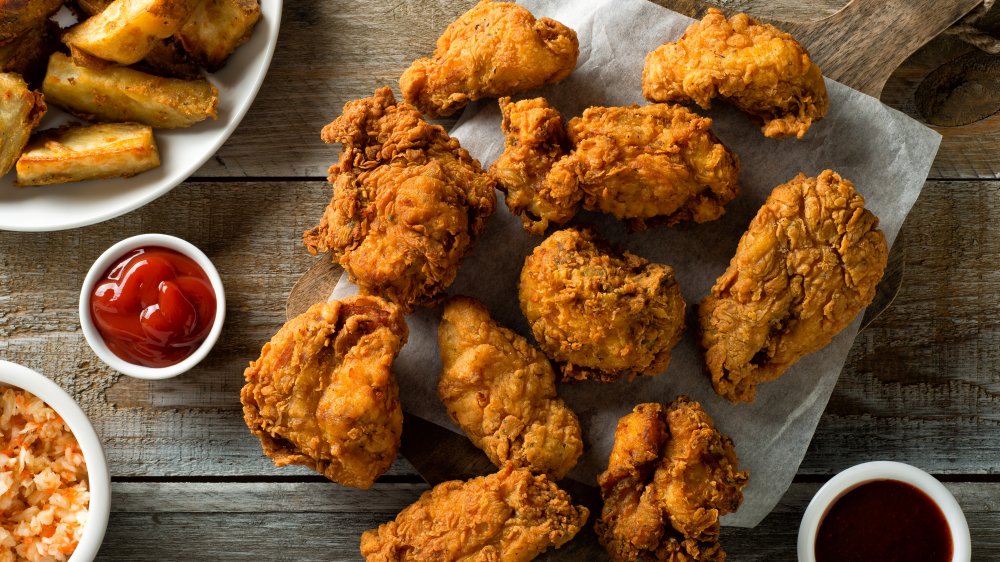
[0,1,282,232]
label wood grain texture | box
[96,481,1000,560]
[1,180,998,480]
[199,0,978,178]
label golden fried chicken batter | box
[700,170,888,403]
[400,0,578,118]
[643,8,829,139]
[489,97,579,235]
[519,228,686,383]
[241,296,408,489]
[556,103,740,229]
[438,296,583,480]
[596,398,748,562]
[360,463,589,562]
[304,87,496,312]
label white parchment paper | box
[331,0,941,527]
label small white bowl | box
[79,233,226,380]
[0,360,111,562]
[798,461,971,562]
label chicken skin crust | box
[240,296,408,490]
[438,296,584,480]
[700,170,888,403]
[360,464,589,562]
[556,103,740,229]
[519,227,686,383]
[489,97,579,235]
[304,87,496,313]
[596,398,749,562]
[643,8,829,140]
[400,0,578,118]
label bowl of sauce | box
[798,461,971,562]
[79,234,225,379]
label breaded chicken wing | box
[304,87,496,312]
[519,227,686,383]
[400,0,578,118]
[700,170,888,403]
[554,103,740,230]
[596,398,748,562]
[360,463,589,561]
[489,97,579,235]
[240,296,408,489]
[643,8,829,139]
[438,296,583,480]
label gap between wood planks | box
[110,473,1000,484]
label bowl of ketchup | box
[79,234,225,379]
[798,461,971,562]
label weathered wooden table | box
[2,0,1000,560]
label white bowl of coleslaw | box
[0,360,110,562]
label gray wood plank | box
[3,180,1000,479]
[94,481,1000,561]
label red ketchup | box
[90,246,216,368]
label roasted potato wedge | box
[16,122,160,186]
[176,0,260,70]
[0,72,46,176]
[63,0,202,65]
[42,52,218,128]
[0,20,59,85]
[0,0,64,44]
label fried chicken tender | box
[557,103,739,229]
[643,8,829,140]
[360,463,589,561]
[519,227,686,383]
[700,170,888,403]
[240,296,408,490]
[596,398,748,562]
[304,87,496,313]
[438,296,583,480]
[400,0,578,118]
[489,97,579,235]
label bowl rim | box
[78,233,226,380]
[797,460,971,562]
[0,360,111,562]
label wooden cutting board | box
[285,0,983,491]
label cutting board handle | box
[661,0,984,96]
[781,0,983,96]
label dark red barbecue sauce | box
[815,479,952,562]
[90,247,216,368]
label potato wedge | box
[63,0,202,65]
[74,0,201,78]
[0,72,46,176]
[176,0,260,70]
[0,0,64,44]
[42,52,218,128]
[0,20,58,85]
[16,122,160,186]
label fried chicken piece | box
[240,296,408,489]
[596,397,748,562]
[700,170,888,403]
[400,0,578,118]
[360,463,589,561]
[554,103,740,229]
[643,8,829,139]
[0,0,63,44]
[519,227,686,383]
[489,97,580,235]
[304,87,496,313]
[438,296,583,480]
